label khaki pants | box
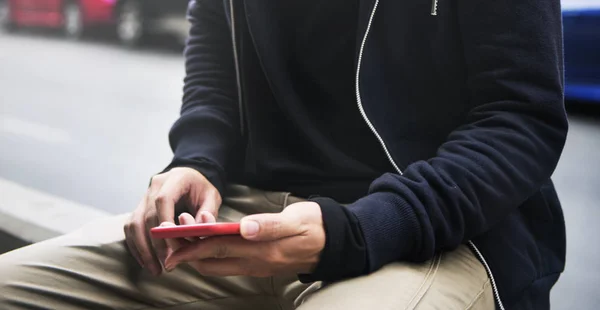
[0,185,494,309]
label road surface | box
[1,30,599,309]
[1,30,181,213]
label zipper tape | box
[229,0,245,137]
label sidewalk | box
[0,230,29,254]
[0,178,110,251]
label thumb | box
[240,212,302,241]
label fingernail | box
[164,258,177,271]
[242,220,259,237]
[165,263,176,272]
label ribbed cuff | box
[347,191,419,272]
[298,197,367,283]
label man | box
[0,0,567,309]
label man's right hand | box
[124,167,221,276]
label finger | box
[165,236,261,268]
[179,212,196,224]
[151,175,190,265]
[178,213,198,242]
[154,176,187,225]
[130,208,162,276]
[194,189,220,222]
[199,211,216,224]
[159,222,188,255]
[146,209,168,269]
[149,174,164,190]
[240,212,303,242]
[124,216,144,268]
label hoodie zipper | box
[229,0,245,137]
[355,0,403,175]
[468,241,506,310]
[356,2,505,310]
[431,0,439,16]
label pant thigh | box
[296,245,494,310]
[414,245,494,310]
[0,213,277,310]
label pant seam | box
[133,294,274,310]
[270,276,277,296]
[465,279,491,310]
[404,252,442,310]
[273,193,292,310]
[293,281,322,308]
[283,192,291,208]
[270,274,288,310]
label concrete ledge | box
[0,230,29,253]
[0,178,110,243]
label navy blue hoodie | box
[167,0,568,309]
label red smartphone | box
[150,223,241,239]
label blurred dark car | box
[563,1,600,103]
[0,0,189,46]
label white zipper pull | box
[431,0,438,16]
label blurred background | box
[0,0,598,308]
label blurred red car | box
[0,0,189,46]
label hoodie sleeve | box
[305,0,568,280]
[164,0,240,195]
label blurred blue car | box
[563,1,600,103]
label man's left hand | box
[163,201,325,277]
